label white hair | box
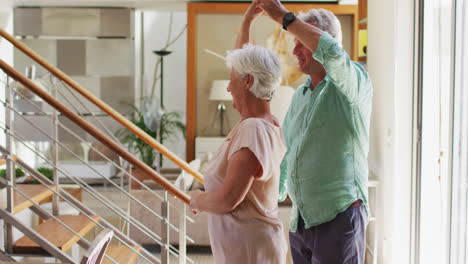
[226,44,282,101]
[299,8,343,46]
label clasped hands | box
[252,0,289,24]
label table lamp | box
[208,80,232,136]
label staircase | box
[0,163,148,263]
[0,27,203,263]
[14,215,100,255]
[13,185,56,214]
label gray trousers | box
[289,205,368,264]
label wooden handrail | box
[0,59,190,205]
[0,28,204,185]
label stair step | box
[103,245,142,264]
[14,215,100,255]
[0,155,17,166]
[14,184,56,214]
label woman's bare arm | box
[190,148,262,214]
[235,3,264,49]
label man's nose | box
[293,46,299,55]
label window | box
[417,0,456,262]
[450,0,468,263]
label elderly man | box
[256,0,373,263]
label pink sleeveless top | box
[204,117,288,264]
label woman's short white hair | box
[226,44,281,101]
[299,8,343,46]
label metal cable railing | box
[0,110,196,259]
[8,150,166,264]
[0,154,164,264]
[0,111,195,262]
[0,74,196,263]
[0,177,120,264]
[49,80,167,200]
[0,29,200,264]
[0,40,196,221]
[0,59,190,204]
[0,121,187,256]
[6,91,195,231]
[0,28,204,185]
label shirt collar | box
[302,75,329,95]
[302,76,312,95]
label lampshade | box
[209,80,232,101]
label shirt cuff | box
[312,32,338,64]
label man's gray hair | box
[226,44,281,101]
[299,8,343,46]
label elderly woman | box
[189,3,287,264]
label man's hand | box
[255,0,289,24]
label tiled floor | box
[136,246,214,264]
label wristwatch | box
[282,12,297,31]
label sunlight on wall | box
[368,0,414,263]
[419,0,454,262]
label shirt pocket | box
[306,107,329,129]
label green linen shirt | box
[279,32,373,232]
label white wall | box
[0,7,13,147]
[368,0,414,263]
[0,7,12,251]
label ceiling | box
[1,0,189,9]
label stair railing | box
[0,156,160,264]
[0,65,195,263]
[0,177,120,264]
[0,28,204,185]
[0,59,190,204]
[4,90,191,236]
[0,118,192,261]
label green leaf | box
[114,100,186,168]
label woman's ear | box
[244,74,254,90]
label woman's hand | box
[189,189,204,215]
[255,0,288,24]
[236,1,263,49]
[244,1,264,24]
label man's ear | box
[244,74,254,90]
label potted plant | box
[116,98,185,189]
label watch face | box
[283,12,296,30]
[285,12,295,22]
